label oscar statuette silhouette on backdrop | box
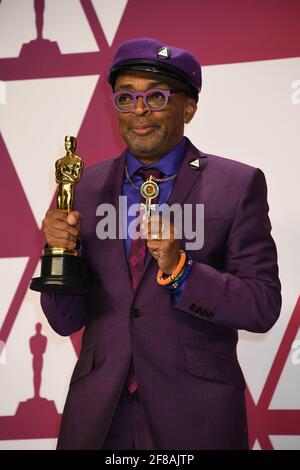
[30,136,90,295]
[30,323,47,399]
[6,323,60,439]
[19,0,61,58]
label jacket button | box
[130,307,141,318]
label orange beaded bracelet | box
[157,250,187,286]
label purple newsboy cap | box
[107,37,202,101]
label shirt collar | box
[126,137,187,177]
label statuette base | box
[30,254,90,295]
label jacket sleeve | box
[175,168,281,333]
[40,293,86,336]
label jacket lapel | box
[167,139,207,207]
[107,151,134,292]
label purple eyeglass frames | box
[111,88,185,112]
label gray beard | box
[124,129,165,158]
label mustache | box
[127,120,159,128]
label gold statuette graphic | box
[56,136,83,212]
[30,136,90,295]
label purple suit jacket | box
[41,139,281,449]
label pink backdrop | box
[0,0,299,449]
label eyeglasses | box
[111,88,185,112]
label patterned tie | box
[126,167,162,393]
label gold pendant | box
[140,176,159,217]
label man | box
[40,37,281,450]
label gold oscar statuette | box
[30,136,90,295]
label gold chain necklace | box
[124,164,177,190]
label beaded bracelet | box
[171,266,186,283]
[157,249,187,286]
[167,253,193,291]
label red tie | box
[126,168,162,393]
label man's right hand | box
[42,210,81,250]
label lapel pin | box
[189,158,201,170]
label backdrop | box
[0,0,299,450]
